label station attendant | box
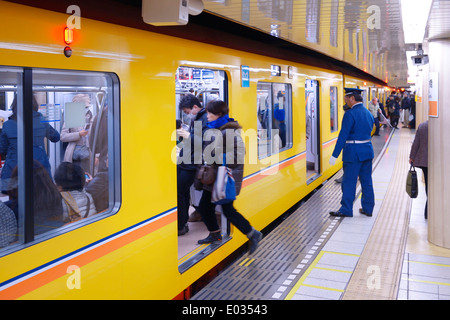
[329,88,375,217]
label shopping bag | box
[406,165,418,198]
[212,166,236,204]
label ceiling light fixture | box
[401,0,433,44]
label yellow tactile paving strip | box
[342,128,412,300]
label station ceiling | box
[202,0,450,88]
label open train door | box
[305,79,320,184]
[175,66,230,272]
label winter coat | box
[89,106,108,172]
[0,202,16,247]
[60,109,93,163]
[178,108,209,171]
[85,171,109,212]
[0,111,60,191]
[387,100,400,116]
[203,120,245,195]
[61,189,97,222]
[368,101,380,118]
[401,97,411,110]
[409,120,428,167]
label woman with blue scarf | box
[196,100,262,254]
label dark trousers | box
[418,166,428,218]
[340,159,375,216]
[197,190,252,235]
[177,166,196,230]
[391,115,399,128]
[373,116,380,135]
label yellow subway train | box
[0,1,386,299]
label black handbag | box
[194,164,217,190]
[406,164,418,198]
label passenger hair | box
[9,160,62,218]
[10,94,40,116]
[54,162,86,191]
[353,94,363,102]
[178,94,202,110]
[206,99,228,116]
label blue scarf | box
[207,114,234,129]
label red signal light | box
[64,27,73,45]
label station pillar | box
[427,39,450,249]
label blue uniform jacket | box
[332,103,374,162]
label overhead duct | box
[142,0,204,26]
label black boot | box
[198,231,222,244]
[247,229,263,254]
[178,224,189,236]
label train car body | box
[0,1,384,299]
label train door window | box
[305,79,320,183]
[371,88,377,103]
[330,86,338,133]
[174,66,229,272]
[175,67,227,127]
[0,66,120,254]
[257,82,292,159]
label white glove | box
[329,156,337,166]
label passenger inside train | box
[176,66,230,262]
[0,68,115,249]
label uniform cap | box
[344,88,364,96]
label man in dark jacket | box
[401,92,412,128]
[177,94,208,235]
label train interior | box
[0,67,116,253]
[305,79,320,183]
[175,66,231,272]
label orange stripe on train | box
[0,212,176,300]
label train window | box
[257,82,292,158]
[330,86,338,133]
[361,88,368,108]
[0,66,120,253]
[175,66,227,127]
